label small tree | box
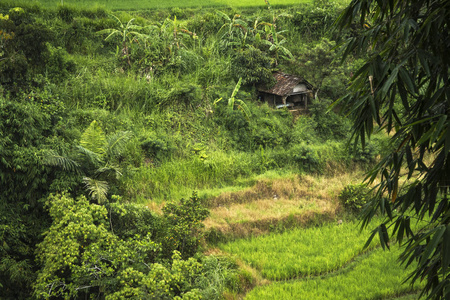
[162,192,209,258]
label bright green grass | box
[31,0,312,10]
[219,219,380,280]
[245,245,423,300]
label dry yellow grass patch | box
[146,201,164,214]
[205,170,366,238]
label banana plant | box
[261,23,293,64]
[97,14,145,66]
[214,78,251,119]
[261,0,293,64]
[216,11,249,49]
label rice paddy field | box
[245,246,422,299]
[220,218,424,299]
[25,0,314,10]
[219,219,380,280]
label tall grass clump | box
[123,150,264,202]
[59,70,157,112]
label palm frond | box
[235,99,252,120]
[96,164,122,180]
[76,145,103,167]
[83,177,108,204]
[230,78,242,99]
[80,120,107,156]
[106,131,133,159]
[216,11,231,22]
[109,13,124,28]
[42,150,81,173]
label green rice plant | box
[219,219,381,280]
[245,245,424,299]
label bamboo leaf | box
[420,226,445,267]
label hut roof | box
[261,72,313,96]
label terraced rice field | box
[219,218,424,299]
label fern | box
[96,165,122,180]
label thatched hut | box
[259,72,314,109]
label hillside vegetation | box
[0,0,418,299]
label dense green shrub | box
[108,200,161,240]
[310,99,350,140]
[338,183,372,213]
[284,1,344,39]
[140,131,177,162]
[290,142,321,172]
[232,46,275,87]
[34,193,203,299]
[57,4,75,22]
[186,11,224,36]
[0,7,52,89]
[44,44,76,80]
[161,192,210,259]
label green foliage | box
[0,4,389,299]
[43,44,76,80]
[232,46,275,87]
[290,142,321,172]
[80,120,107,155]
[339,183,371,213]
[140,131,177,162]
[34,193,204,299]
[289,38,351,100]
[108,200,161,239]
[44,120,133,202]
[162,192,210,258]
[214,78,252,120]
[310,98,351,140]
[0,96,53,203]
[336,0,450,297]
[288,1,344,39]
[0,200,42,299]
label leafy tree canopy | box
[336,0,449,298]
